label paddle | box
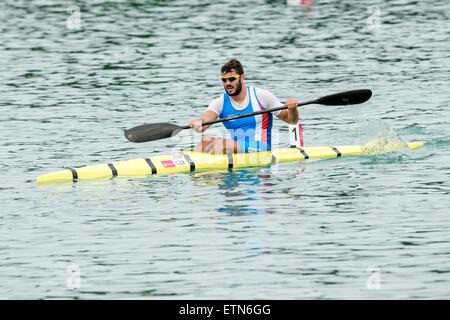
[124,89,372,143]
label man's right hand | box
[189,118,204,132]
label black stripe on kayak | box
[227,153,233,170]
[298,148,310,159]
[70,168,78,180]
[108,163,118,177]
[290,144,296,148]
[330,147,342,157]
[271,154,277,164]
[145,158,157,174]
[183,153,195,172]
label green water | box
[1,0,449,299]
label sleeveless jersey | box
[220,86,273,151]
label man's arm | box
[255,88,298,125]
[276,99,299,124]
[189,110,218,132]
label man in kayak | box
[189,59,299,153]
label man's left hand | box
[286,99,298,110]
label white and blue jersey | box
[207,86,282,152]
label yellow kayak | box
[36,142,424,184]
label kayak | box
[36,142,423,184]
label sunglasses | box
[221,75,241,83]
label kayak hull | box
[36,142,424,184]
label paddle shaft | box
[181,99,315,130]
[124,89,372,143]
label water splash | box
[361,120,411,155]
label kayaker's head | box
[221,58,245,97]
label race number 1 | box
[289,123,304,148]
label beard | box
[225,80,242,96]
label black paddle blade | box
[124,123,184,143]
[315,89,372,106]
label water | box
[1,0,449,299]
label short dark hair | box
[221,59,244,75]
